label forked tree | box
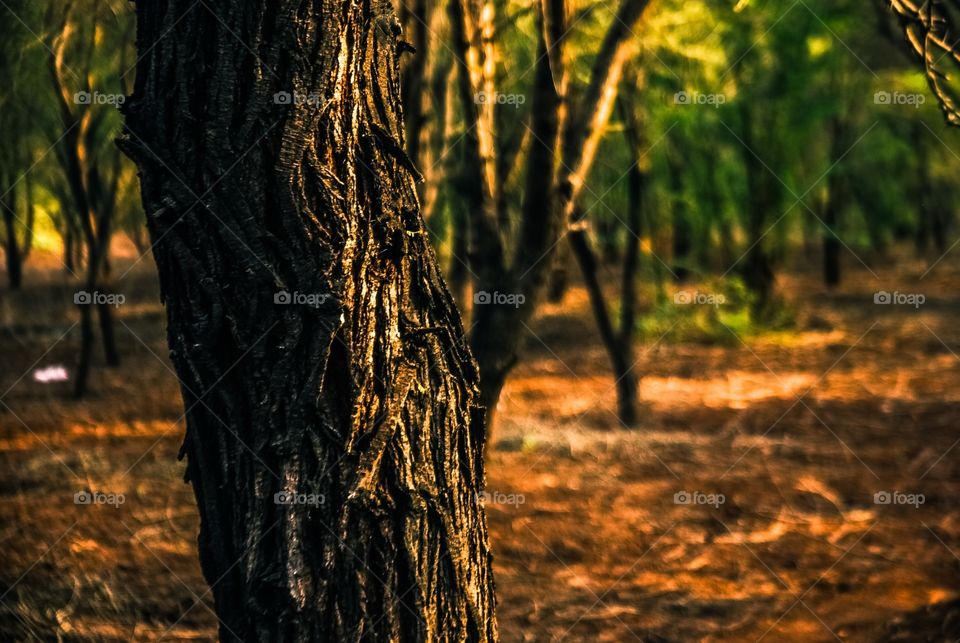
[450,0,652,432]
[121,1,497,640]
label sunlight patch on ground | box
[642,371,817,410]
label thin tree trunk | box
[667,149,691,281]
[73,237,114,397]
[564,91,646,427]
[64,223,77,274]
[47,9,122,395]
[450,202,471,314]
[1,181,23,290]
[822,117,847,288]
[421,48,454,230]
[568,226,638,425]
[738,102,775,310]
[546,242,572,303]
[22,171,34,260]
[822,204,840,287]
[121,1,498,640]
[914,121,932,256]
[615,96,646,425]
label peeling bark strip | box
[120,1,498,640]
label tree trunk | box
[121,1,498,641]
[615,100,646,426]
[448,0,650,447]
[564,90,647,428]
[48,4,123,397]
[666,149,691,282]
[1,182,23,290]
[21,170,34,260]
[822,204,840,288]
[546,241,572,303]
[64,223,77,274]
[738,102,775,310]
[822,117,846,288]
[73,239,116,397]
[568,227,639,425]
[914,121,933,256]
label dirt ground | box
[2,247,960,641]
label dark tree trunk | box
[564,91,647,428]
[97,301,119,366]
[73,207,118,396]
[615,109,646,426]
[449,202,471,314]
[738,103,775,311]
[931,204,949,255]
[913,121,932,256]
[546,241,571,303]
[400,0,431,171]
[73,239,118,397]
[48,6,123,397]
[667,149,691,282]
[822,207,840,288]
[21,171,34,260]
[64,223,77,274]
[121,1,497,641]
[2,182,23,290]
[822,117,846,288]
[568,227,639,425]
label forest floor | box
[1,245,960,641]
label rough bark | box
[121,1,497,640]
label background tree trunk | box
[122,1,498,640]
[1,180,23,290]
[822,116,849,288]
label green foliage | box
[634,276,795,346]
[570,0,960,345]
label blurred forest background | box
[3,0,960,640]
